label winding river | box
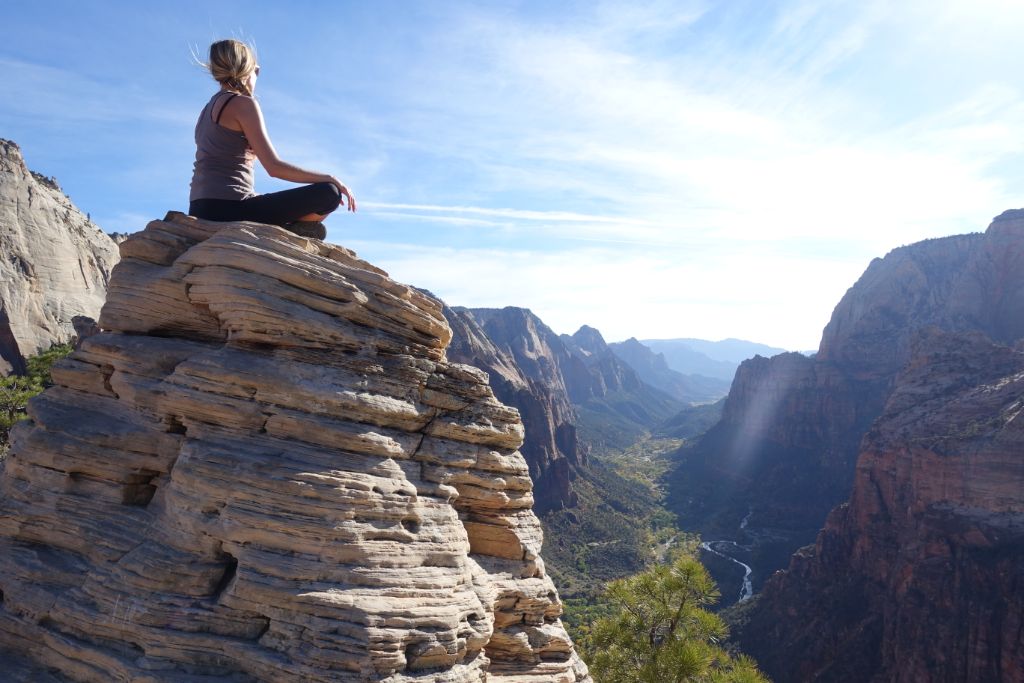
[700,508,755,603]
[699,540,753,602]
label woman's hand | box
[330,177,357,212]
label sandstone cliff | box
[733,328,1024,682]
[0,139,119,375]
[667,210,1024,600]
[0,213,591,682]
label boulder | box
[0,212,590,682]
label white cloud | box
[346,239,866,350]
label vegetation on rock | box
[0,343,72,455]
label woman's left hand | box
[330,177,357,212]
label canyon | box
[667,210,1024,607]
[4,134,1022,680]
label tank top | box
[189,91,256,201]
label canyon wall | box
[668,211,1024,588]
[0,139,119,375]
[733,328,1024,682]
[445,306,584,513]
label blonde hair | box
[204,39,258,97]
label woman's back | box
[190,92,256,202]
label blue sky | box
[4,1,1024,350]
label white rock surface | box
[0,212,591,682]
[0,139,119,374]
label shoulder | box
[227,94,261,118]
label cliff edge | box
[0,212,591,682]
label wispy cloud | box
[364,202,658,225]
[0,58,194,127]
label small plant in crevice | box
[0,343,73,452]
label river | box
[700,508,755,603]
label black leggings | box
[189,182,341,227]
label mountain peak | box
[571,324,607,353]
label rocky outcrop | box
[733,329,1024,682]
[668,210,1024,598]
[445,306,583,513]
[0,213,590,682]
[608,337,730,404]
[0,139,119,375]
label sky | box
[4,1,1024,350]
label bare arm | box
[230,96,356,211]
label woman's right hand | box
[330,177,357,212]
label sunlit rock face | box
[0,139,119,375]
[734,328,1024,682]
[0,212,590,682]
[667,210,1024,586]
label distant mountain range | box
[637,338,788,380]
[607,338,730,404]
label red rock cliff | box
[733,328,1024,682]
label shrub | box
[587,548,768,683]
[0,343,72,452]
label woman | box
[189,39,356,239]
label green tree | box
[0,343,73,453]
[587,550,768,683]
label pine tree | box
[587,549,768,683]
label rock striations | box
[734,328,1024,682]
[0,139,119,375]
[0,212,591,682]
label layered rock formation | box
[734,328,1024,682]
[667,210,1024,598]
[0,213,590,682]
[445,307,584,513]
[0,139,119,375]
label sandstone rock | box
[0,139,119,375]
[733,328,1024,682]
[0,212,591,682]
